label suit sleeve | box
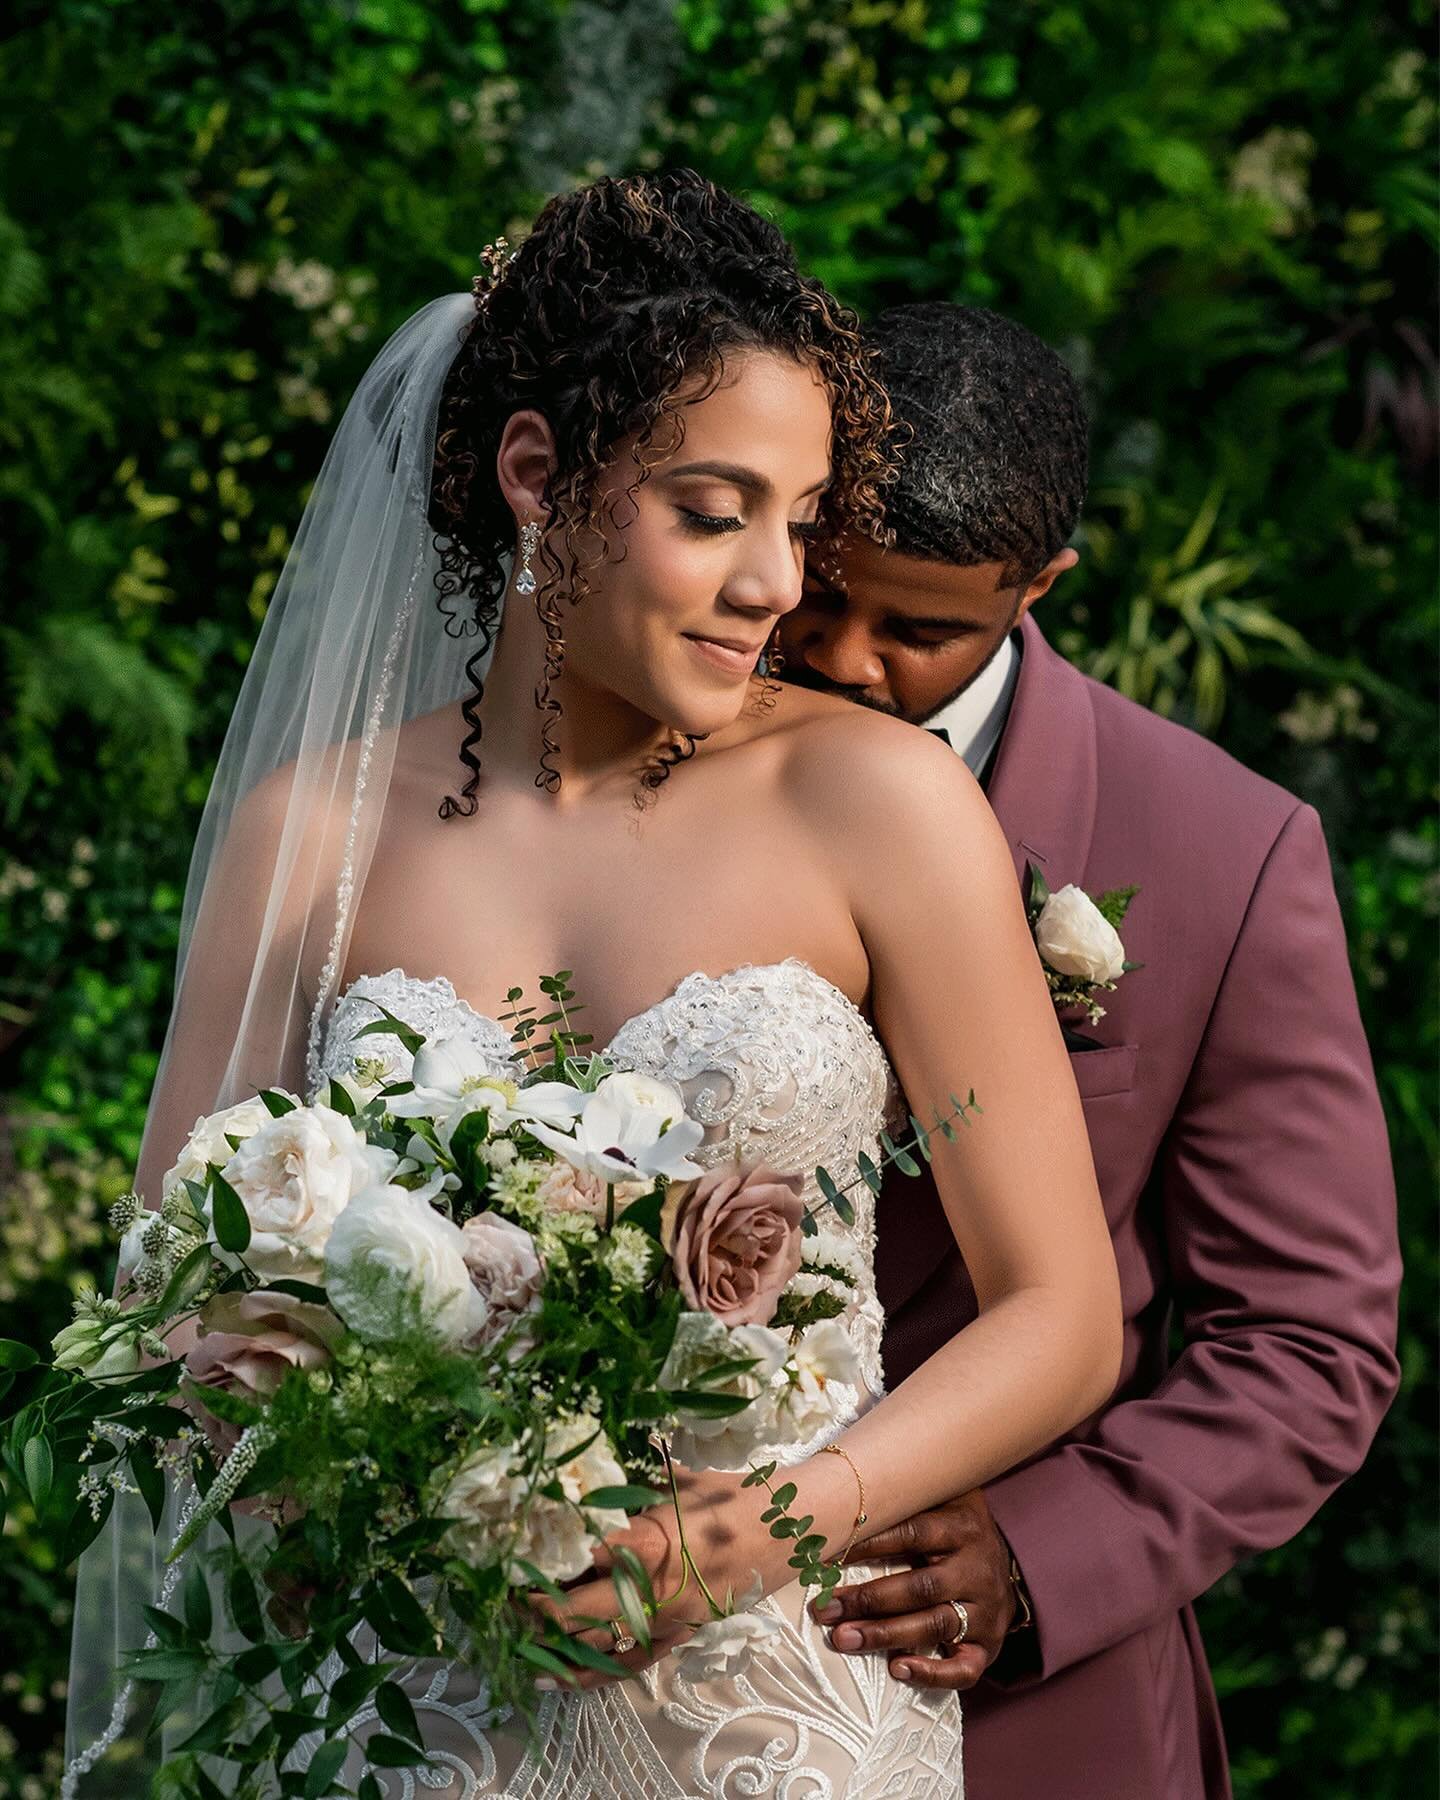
[983,802,1402,1681]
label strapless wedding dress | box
[314,958,963,1798]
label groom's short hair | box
[869,303,1089,588]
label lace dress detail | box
[313,960,962,1799]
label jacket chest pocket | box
[1068,1042,1138,1100]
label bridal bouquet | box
[4,977,972,1797]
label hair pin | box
[472,236,516,305]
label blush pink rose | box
[664,1164,805,1326]
[185,1289,344,1460]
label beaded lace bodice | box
[318,957,893,1411]
[313,960,963,1799]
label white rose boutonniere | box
[1028,864,1142,1026]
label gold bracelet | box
[820,1444,868,1562]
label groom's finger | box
[847,1512,967,1561]
[889,1645,990,1691]
[812,1559,953,1622]
[826,1604,976,1657]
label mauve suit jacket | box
[876,614,1401,1799]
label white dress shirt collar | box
[923,631,1022,778]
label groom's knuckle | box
[911,1565,942,1607]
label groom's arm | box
[979,800,1401,1682]
[821,801,1402,1685]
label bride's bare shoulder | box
[760,683,981,821]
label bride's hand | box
[527,1465,818,1689]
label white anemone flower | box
[527,1071,703,1184]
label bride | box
[67,170,1119,1797]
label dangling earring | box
[758,625,785,680]
[514,520,540,596]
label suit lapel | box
[986,614,1100,890]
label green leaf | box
[235,1643,279,1684]
[891,1148,922,1177]
[183,1559,213,1639]
[0,1339,38,1371]
[664,1388,753,1418]
[372,1575,437,1656]
[325,1078,356,1117]
[260,1089,298,1118]
[158,1242,215,1315]
[579,1484,665,1511]
[1027,862,1051,908]
[359,1776,384,1800]
[1095,883,1140,928]
[557,1633,628,1676]
[367,1731,430,1768]
[22,1434,52,1510]
[122,1646,203,1681]
[772,1482,797,1507]
[375,1679,424,1747]
[131,1440,165,1531]
[354,1005,424,1056]
[142,1604,191,1648]
[209,1168,251,1255]
[303,1738,349,1796]
[799,1210,818,1238]
[62,1489,113,1562]
[615,1185,664,1238]
[907,1115,934,1163]
[517,1641,575,1681]
[120,1403,187,1439]
[174,1696,249,1756]
[857,1151,882,1196]
[227,1561,265,1643]
[741,1461,776,1487]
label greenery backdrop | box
[1,1,1434,1793]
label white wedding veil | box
[63,291,494,1791]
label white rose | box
[163,1096,289,1197]
[660,1313,789,1471]
[1034,885,1127,984]
[438,1443,527,1566]
[779,1319,861,1441]
[219,1104,397,1282]
[673,1593,782,1682]
[324,1184,487,1347]
[523,1417,630,1583]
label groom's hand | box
[809,1489,1018,1690]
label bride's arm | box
[556,719,1120,1645]
[814,718,1121,1518]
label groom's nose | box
[792,611,887,696]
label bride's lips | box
[683,632,766,678]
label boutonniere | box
[1026,864,1142,1027]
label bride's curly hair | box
[428,168,899,816]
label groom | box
[780,304,1402,1799]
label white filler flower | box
[1034,884,1127,984]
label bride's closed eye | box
[677,506,824,543]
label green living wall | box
[0,1,1434,1793]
